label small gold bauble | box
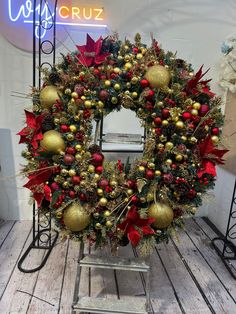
[68,169,76,177]
[193,102,201,110]
[40,130,66,154]
[114,83,121,91]
[71,92,78,99]
[147,192,154,202]
[75,144,82,151]
[97,100,104,108]
[80,180,86,188]
[181,136,187,142]
[63,181,69,188]
[190,136,198,143]
[111,97,118,104]
[40,86,60,109]
[54,118,60,125]
[105,80,111,87]
[99,197,108,206]
[131,76,138,84]
[148,202,174,229]
[69,125,77,133]
[191,109,198,116]
[74,115,80,121]
[84,100,92,108]
[127,189,133,196]
[136,53,143,60]
[113,67,121,74]
[211,135,219,144]
[155,170,161,176]
[104,210,111,217]
[80,171,87,179]
[162,120,169,126]
[124,62,132,70]
[67,133,74,141]
[61,169,68,176]
[93,212,100,219]
[175,154,183,161]
[145,65,171,89]
[157,143,164,149]
[63,202,90,232]
[110,180,118,187]
[88,165,95,173]
[94,174,100,181]
[56,211,63,219]
[65,88,72,95]
[176,121,184,129]
[106,221,113,228]
[132,92,138,99]
[165,159,173,166]
[148,162,155,169]
[139,166,145,172]
[95,223,102,229]
[140,197,146,203]
[165,142,174,150]
[75,153,82,161]
[97,188,103,196]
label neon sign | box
[8,0,107,39]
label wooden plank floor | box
[0,218,236,314]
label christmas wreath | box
[18,33,228,255]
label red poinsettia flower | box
[197,135,228,178]
[76,34,110,67]
[17,110,44,149]
[24,163,53,206]
[185,66,214,97]
[118,206,155,246]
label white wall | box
[0,0,235,229]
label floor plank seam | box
[155,246,186,314]
[0,225,32,301]
[57,239,70,314]
[170,237,216,314]
[185,227,236,304]
[0,221,16,249]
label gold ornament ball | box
[131,76,138,84]
[84,100,92,108]
[191,109,198,116]
[111,97,118,104]
[148,162,155,169]
[176,121,184,129]
[71,92,78,99]
[162,120,169,126]
[132,92,138,99]
[145,65,171,89]
[65,88,71,95]
[97,189,103,197]
[88,165,95,173]
[67,133,74,141]
[165,142,174,150]
[97,100,104,108]
[40,86,60,110]
[155,170,161,176]
[40,130,66,154]
[106,221,113,228]
[127,189,133,196]
[148,202,174,229]
[63,202,90,232]
[99,197,108,206]
[175,154,183,161]
[104,210,111,217]
[75,144,82,151]
[75,153,82,161]
[190,136,198,144]
[114,67,121,74]
[69,125,77,133]
[114,83,121,91]
[165,159,173,166]
[211,135,219,144]
[136,53,143,60]
[139,165,145,172]
[105,80,111,87]
[68,169,76,177]
[56,211,63,219]
[61,169,68,176]
[63,181,69,188]
[124,62,132,70]
[95,223,102,229]
[110,180,118,187]
[193,102,201,110]
[181,136,187,142]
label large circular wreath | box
[18,33,227,255]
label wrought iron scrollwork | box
[212,178,236,279]
[18,0,59,273]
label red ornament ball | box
[131,195,139,204]
[162,108,170,118]
[99,90,109,101]
[95,165,103,174]
[145,169,155,180]
[63,154,75,165]
[199,104,209,116]
[79,193,87,201]
[182,112,192,120]
[133,47,139,54]
[154,117,162,125]
[127,179,136,189]
[98,178,109,189]
[140,79,149,88]
[212,127,219,135]
[66,147,76,155]
[60,125,69,133]
[91,153,104,166]
[72,176,81,185]
[69,190,76,198]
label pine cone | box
[88,144,101,154]
[85,189,98,204]
[49,72,61,84]
[42,114,55,132]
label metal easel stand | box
[18,0,59,273]
[72,118,151,313]
[212,178,236,279]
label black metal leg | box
[212,178,236,279]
